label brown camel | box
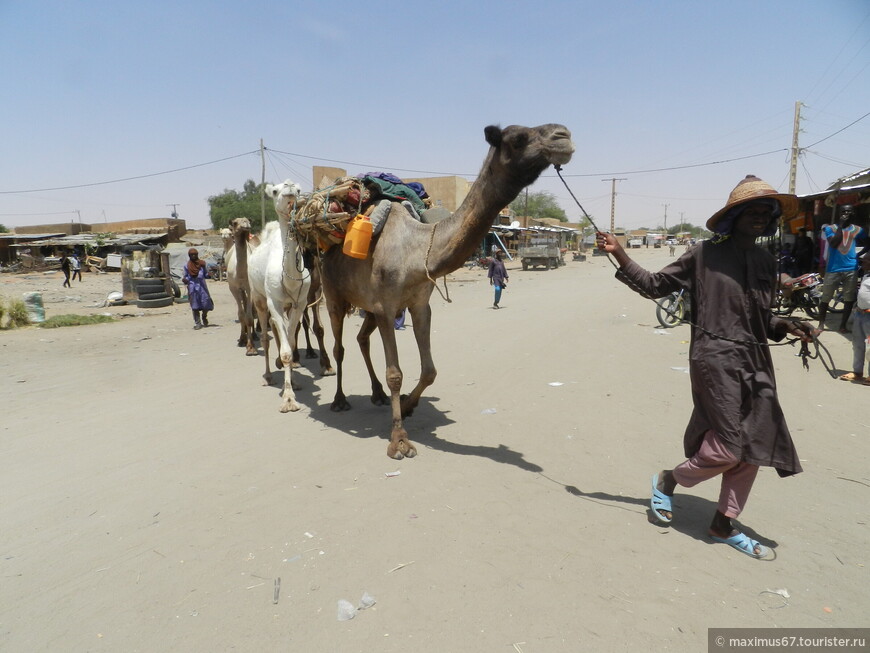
[224,217,258,355]
[319,123,574,459]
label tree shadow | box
[540,472,779,552]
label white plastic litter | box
[358,592,376,610]
[337,599,356,621]
[481,408,497,414]
[548,382,564,387]
[670,367,690,374]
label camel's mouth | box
[547,131,575,166]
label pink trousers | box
[671,430,759,518]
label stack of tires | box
[135,278,179,309]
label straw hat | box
[706,175,799,232]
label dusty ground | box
[1,248,867,652]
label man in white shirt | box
[839,253,870,384]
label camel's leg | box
[241,289,257,356]
[303,260,334,375]
[290,316,305,368]
[230,285,249,349]
[400,304,436,418]
[301,307,317,359]
[267,298,302,413]
[375,314,416,460]
[310,300,334,375]
[253,299,273,386]
[357,312,388,405]
[327,301,351,412]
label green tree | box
[208,179,278,231]
[509,190,567,222]
[0,224,8,233]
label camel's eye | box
[505,132,529,152]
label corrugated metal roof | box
[11,233,168,247]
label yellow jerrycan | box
[342,214,373,259]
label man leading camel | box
[597,175,817,559]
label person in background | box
[60,252,71,288]
[792,227,814,275]
[487,250,508,309]
[597,175,816,559]
[395,309,406,330]
[817,205,864,333]
[838,253,870,385]
[71,254,82,282]
[183,248,214,330]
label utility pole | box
[260,138,266,225]
[602,177,626,232]
[662,203,669,234]
[788,101,803,195]
[679,211,684,233]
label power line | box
[802,110,870,149]
[2,110,867,199]
[0,209,78,217]
[0,150,259,195]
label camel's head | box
[483,123,574,187]
[229,216,252,236]
[265,179,303,217]
[220,227,232,241]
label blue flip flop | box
[710,531,769,559]
[650,474,673,524]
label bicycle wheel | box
[656,295,685,327]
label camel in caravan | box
[247,182,311,412]
[317,123,574,458]
[290,247,335,377]
[223,217,259,356]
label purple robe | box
[183,265,214,311]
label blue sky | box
[1,0,868,230]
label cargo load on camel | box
[288,174,431,256]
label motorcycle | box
[655,288,691,328]
[772,272,822,318]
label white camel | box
[248,181,311,412]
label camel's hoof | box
[237,340,246,347]
[290,361,302,369]
[245,349,258,357]
[321,367,336,377]
[280,403,302,413]
[388,440,417,459]
[305,350,318,359]
[371,392,389,407]
[330,399,352,412]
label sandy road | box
[1,248,867,652]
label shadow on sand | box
[539,472,779,555]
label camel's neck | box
[234,231,249,277]
[277,214,300,277]
[426,160,525,278]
